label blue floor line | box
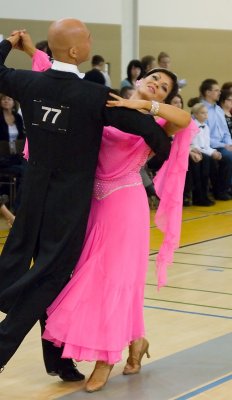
[58,334,232,400]
[144,304,232,319]
[174,374,232,399]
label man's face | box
[158,57,170,69]
[77,29,92,63]
[98,61,105,71]
[207,84,221,102]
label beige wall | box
[0,19,121,88]
[140,26,232,108]
[1,19,232,105]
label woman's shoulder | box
[120,79,132,89]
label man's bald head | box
[48,18,91,65]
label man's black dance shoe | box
[47,359,85,382]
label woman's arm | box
[107,93,191,134]
[20,32,52,71]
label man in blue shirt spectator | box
[200,79,232,200]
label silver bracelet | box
[149,100,160,116]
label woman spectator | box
[169,93,183,109]
[0,94,26,209]
[218,90,232,138]
[120,59,143,89]
[0,94,25,162]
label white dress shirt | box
[51,60,85,79]
[191,119,215,156]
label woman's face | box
[131,65,141,80]
[222,96,232,111]
[0,96,14,110]
[137,71,173,102]
[170,96,183,109]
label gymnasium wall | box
[1,0,232,106]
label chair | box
[0,140,25,209]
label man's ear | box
[69,46,78,60]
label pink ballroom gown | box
[32,48,198,363]
[43,126,151,364]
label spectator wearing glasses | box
[200,79,232,200]
[218,90,232,138]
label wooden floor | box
[0,199,232,400]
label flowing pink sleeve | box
[154,118,199,289]
[32,49,52,71]
[23,50,52,160]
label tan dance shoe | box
[85,361,114,392]
[123,337,150,375]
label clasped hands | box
[7,30,35,56]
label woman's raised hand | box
[107,93,149,112]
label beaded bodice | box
[93,126,151,199]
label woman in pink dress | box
[25,43,193,392]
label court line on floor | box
[174,373,232,400]
[146,283,232,296]
[148,257,232,270]
[150,259,232,270]
[58,334,232,400]
[144,298,232,311]
[175,250,232,258]
[144,305,232,319]
[182,208,232,221]
[172,261,231,269]
[149,233,232,256]
[150,209,232,227]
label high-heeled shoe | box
[0,204,15,227]
[123,337,150,375]
[85,361,114,392]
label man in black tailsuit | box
[0,19,170,378]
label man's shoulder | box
[84,69,106,85]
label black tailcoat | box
[0,40,170,314]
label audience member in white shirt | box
[189,103,221,205]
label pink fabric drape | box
[154,118,199,288]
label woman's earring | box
[135,80,141,87]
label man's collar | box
[51,60,85,79]
[202,99,216,108]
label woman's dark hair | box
[221,82,232,91]
[126,59,143,83]
[218,89,232,106]
[144,68,179,103]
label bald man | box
[0,19,170,376]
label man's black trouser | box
[0,276,68,368]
